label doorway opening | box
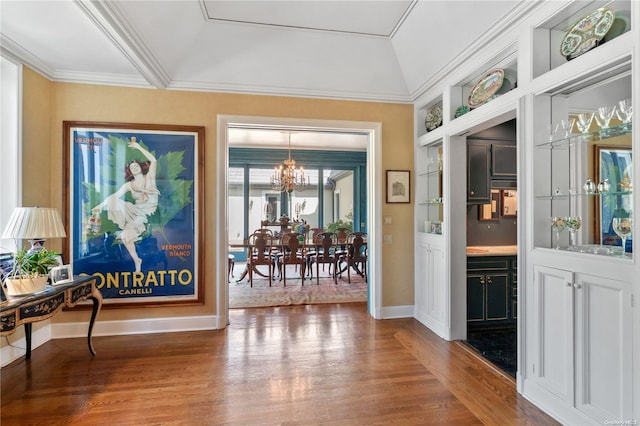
[464,118,518,378]
[216,115,382,328]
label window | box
[0,56,21,253]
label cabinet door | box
[492,144,517,177]
[467,144,490,203]
[574,274,632,423]
[485,273,509,321]
[466,274,485,322]
[531,265,574,404]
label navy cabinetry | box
[467,255,516,326]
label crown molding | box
[53,70,152,88]
[0,34,55,80]
[409,0,543,102]
[74,0,171,89]
[169,80,413,104]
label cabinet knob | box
[470,190,475,195]
[480,277,485,285]
[566,282,573,287]
[487,277,492,285]
[573,283,581,289]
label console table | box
[0,276,102,360]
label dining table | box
[229,236,366,282]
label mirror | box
[502,190,517,217]
[479,190,500,220]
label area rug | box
[229,264,367,309]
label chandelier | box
[270,132,309,193]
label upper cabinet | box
[526,1,635,258]
[532,0,633,79]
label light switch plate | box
[383,234,392,244]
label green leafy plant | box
[326,211,354,233]
[8,248,60,278]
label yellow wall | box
[22,66,415,324]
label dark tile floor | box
[465,327,516,378]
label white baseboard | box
[381,305,414,319]
[1,325,51,367]
[52,315,220,338]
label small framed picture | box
[50,264,73,285]
[431,221,442,235]
[386,170,410,203]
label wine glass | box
[594,105,616,129]
[559,118,576,138]
[550,216,566,250]
[565,216,581,248]
[616,99,632,125]
[576,112,594,133]
[612,218,633,257]
[546,122,559,142]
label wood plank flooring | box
[1,303,558,425]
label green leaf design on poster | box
[82,135,193,244]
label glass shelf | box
[536,190,633,200]
[418,169,442,177]
[418,200,443,205]
[536,122,632,149]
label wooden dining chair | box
[304,227,325,277]
[276,232,306,286]
[247,231,274,287]
[309,232,338,285]
[343,231,367,283]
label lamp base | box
[27,239,46,254]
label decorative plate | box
[560,7,614,59]
[425,105,443,131]
[467,69,504,108]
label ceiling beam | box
[74,0,171,89]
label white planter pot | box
[3,275,48,296]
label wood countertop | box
[466,245,517,257]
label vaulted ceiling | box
[1,0,528,104]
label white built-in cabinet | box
[413,1,638,424]
[530,265,633,424]
[414,233,446,338]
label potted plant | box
[3,248,60,296]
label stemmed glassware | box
[594,105,616,130]
[565,216,582,248]
[616,99,632,128]
[559,118,576,138]
[576,112,594,134]
[550,216,566,250]
[612,218,633,257]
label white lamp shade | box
[1,207,66,239]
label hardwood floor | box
[1,303,558,425]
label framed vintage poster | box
[63,122,205,307]
[386,170,410,203]
[595,144,632,251]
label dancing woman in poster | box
[92,137,160,272]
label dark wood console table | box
[0,276,102,360]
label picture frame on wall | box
[386,170,410,204]
[594,144,632,251]
[62,121,205,307]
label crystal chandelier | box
[270,132,309,193]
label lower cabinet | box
[467,256,515,326]
[414,234,447,339]
[529,265,633,424]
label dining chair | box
[309,232,338,285]
[276,232,306,286]
[342,231,367,283]
[247,231,275,287]
[304,227,325,276]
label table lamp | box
[1,207,67,253]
